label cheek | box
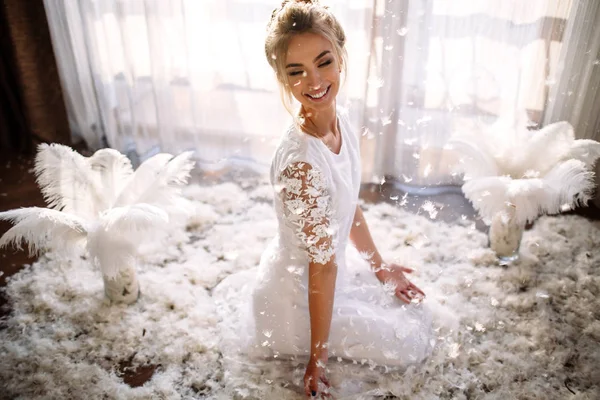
[288,79,304,97]
[325,68,341,85]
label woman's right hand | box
[303,356,331,398]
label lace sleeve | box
[279,161,335,265]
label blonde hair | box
[265,0,348,119]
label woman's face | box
[284,32,341,113]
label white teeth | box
[308,87,327,99]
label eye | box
[318,60,332,68]
[288,71,303,76]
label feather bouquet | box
[0,144,195,304]
[447,114,600,263]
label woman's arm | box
[349,205,426,303]
[349,205,385,275]
[308,256,337,362]
[279,161,335,395]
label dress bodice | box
[269,108,362,264]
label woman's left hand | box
[375,263,425,304]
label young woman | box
[251,0,433,396]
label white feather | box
[100,204,169,234]
[6,145,195,280]
[446,138,499,179]
[450,119,581,180]
[86,205,166,279]
[0,208,88,256]
[34,144,105,219]
[87,148,134,209]
[534,159,595,213]
[564,139,600,168]
[86,204,168,279]
[449,113,600,226]
[463,159,595,225]
[112,153,175,207]
[462,176,512,224]
[115,152,195,210]
[86,227,136,280]
[517,121,574,176]
[161,151,196,186]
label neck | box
[300,102,338,138]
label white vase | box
[489,205,524,265]
[102,261,140,304]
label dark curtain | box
[0,0,70,156]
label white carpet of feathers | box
[1,176,599,399]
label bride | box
[248,0,434,397]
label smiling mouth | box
[305,85,331,100]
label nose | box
[306,70,322,91]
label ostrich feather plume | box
[1,145,195,279]
[447,113,600,225]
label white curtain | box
[542,0,600,205]
[45,0,595,188]
[43,0,373,169]
[361,0,574,188]
[43,0,105,150]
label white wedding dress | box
[248,107,434,367]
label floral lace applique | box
[279,162,334,265]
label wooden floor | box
[1,150,599,388]
[0,154,44,312]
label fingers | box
[395,289,411,304]
[310,376,321,398]
[382,264,426,304]
[409,282,426,297]
[391,279,409,291]
[304,375,316,398]
[399,273,426,298]
[390,278,409,299]
[305,374,332,398]
[387,263,413,273]
[319,377,333,399]
[396,283,427,303]
[407,289,425,303]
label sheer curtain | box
[42,0,373,168]
[361,0,574,187]
[542,0,600,205]
[45,0,592,187]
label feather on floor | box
[0,177,599,399]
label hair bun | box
[270,0,322,27]
[280,0,320,8]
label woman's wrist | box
[309,355,325,367]
[310,346,328,364]
[369,256,393,283]
[367,253,385,273]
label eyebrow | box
[285,50,331,68]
